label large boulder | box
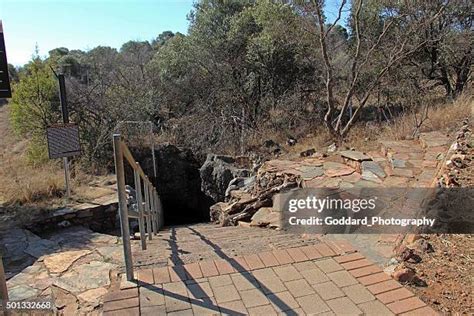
[200,155,252,202]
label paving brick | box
[141,305,167,316]
[185,277,208,285]
[163,281,188,296]
[167,308,194,316]
[313,243,337,257]
[103,307,139,316]
[103,297,139,312]
[349,265,383,278]
[208,275,233,288]
[326,296,363,315]
[300,245,323,260]
[255,274,287,294]
[296,294,331,314]
[266,291,299,312]
[153,267,171,284]
[367,280,402,295]
[219,300,248,315]
[358,272,391,286]
[315,258,343,273]
[376,287,415,304]
[334,252,365,263]
[244,254,265,270]
[258,251,280,267]
[358,299,394,316]
[284,279,315,297]
[327,270,359,287]
[292,261,317,272]
[286,247,308,262]
[300,267,330,284]
[213,284,240,303]
[186,281,214,299]
[273,265,303,282]
[341,258,374,270]
[240,288,270,308]
[140,286,165,307]
[168,265,188,282]
[326,239,356,254]
[199,260,219,278]
[247,304,277,315]
[233,257,250,271]
[252,268,278,281]
[104,288,139,302]
[342,284,375,304]
[214,259,236,275]
[387,297,426,314]
[183,262,203,279]
[272,249,294,265]
[312,281,344,300]
[230,272,260,291]
[400,306,439,316]
[137,269,154,285]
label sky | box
[1,0,350,67]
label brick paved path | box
[103,237,438,315]
[103,133,449,315]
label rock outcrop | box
[200,154,252,202]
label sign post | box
[57,74,72,198]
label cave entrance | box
[128,144,214,227]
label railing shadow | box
[186,226,295,314]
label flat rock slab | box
[323,162,354,177]
[419,131,450,148]
[8,285,39,301]
[340,150,371,162]
[24,238,60,259]
[361,161,386,183]
[44,250,92,273]
[390,168,414,178]
[54,261,117,294]
[390,159,406,169]
[297,165,324,179]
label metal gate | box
[113,133,163,281]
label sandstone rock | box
[237,221,251,228]
[323,162,354,177]
[8,285,39,301]
[393,267,416,283]
[44,250,92,274]
[250,207,272,225]
[77,287,108,305]
[299,165,324,180]
[340,150,371,162]
[53,261,117,294]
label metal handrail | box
[113,133,163,281]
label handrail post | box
[154,190,160,230]
[149,184,158,234]
[0,255,8,313]
[144,181,153,240]
[113,134,134,281]
[134,166,146,250]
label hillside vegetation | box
[4,0,473,202]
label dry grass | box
[344,94,473,152]
[0,105,114,206]
[245,94,473,156]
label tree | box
[9,56,60,163]
[301,0,448,138]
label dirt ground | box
[406,120,473,315]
